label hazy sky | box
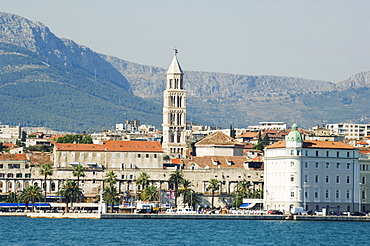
[1,0,369,82]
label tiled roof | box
[267,140,355,149]
[236,132,258,138]
[183,156,250,169]
[196,131,244,146]
[55,140,163,152]
[29,153,52,165]
[0,154,27,160]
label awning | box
[0,203,51,207]
[240,203,256,209]
[85,162,98,166]
[68,162,80,166]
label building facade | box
[264,124,360,213]
[162,51,187,158]
[326,123,370,140]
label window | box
[121,175,125,179]
[305,162,308,169]
[25,173,31,178]
[7,173,13,178]
[16,173,22,178]
[92,180,96,184]
[326,151,329,157]
[315,189,319,198]
[290,162,294,168]
[304,175,308,183]
[362,176,366,184]
[325,175,329,183]
[362,191,366,199]
[129,175,134,179]
[80,152,84,157]
[346,190,350,199]
[304,191,308,198]
[315,162,319,169]
[326,162,330,169]
[325,189,329,198]
[337,151,340,157]
[336,163,340,170]
[315,175,319,183]
[154,154,157,158]
[336,175,340,184]
[291,191,295,197]
[316,151,319,157]
[137,154,141,158]
[121,163,125,170]
[336,190,340,199]
[347,152,350,158]
[146,154,149,158]
[347,163,350,170]
[0,164,3,168]
[290,175,294,182]
[347,176,350,184]
[0,173,4,178]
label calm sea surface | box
[1,217,369,246]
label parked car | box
[351,211,366,216]
[268,210,283,215]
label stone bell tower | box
[162,50,187,158]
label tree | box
[20,185,43,212]
[104,171,117,187]
[168,170,184,208]
[140,185,159,202]
[58,180,83,212]
[39,163,53,202]
[229,124,235,138]
[4,192,18,203]
[73,164,86,186]
[262,133,269,146]
[103,186,120,213]
[207,179,220,208]
[80,135,93,144]
[136,172,150,190]
[178,179,199,208]
[232,180,252,207]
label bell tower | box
[162,50,187,158]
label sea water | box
[1,217,369,245]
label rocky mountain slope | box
[1,12,370,131]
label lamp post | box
[303,182,307,210]
[359,183,362,212]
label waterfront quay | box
[8,212,370,221]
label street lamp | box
[303,182,307,210]
[359,183,362,212]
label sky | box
[1,0,369,82]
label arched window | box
[51,182,56,192]
[24,181,29,189]
[362,191,366,199]
[7,182,12,192]
[34,182,39,187]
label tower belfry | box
[162,50,187,158]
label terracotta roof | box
[0,154,27,160]
[29,153,52,165]
[357,141,368,145]
[267,140,355,149]
[2,143,18,149]
[196,131,244,146]
[55,140,162,152]
[236,132,258,138]
[183,156,250,169]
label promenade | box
[1,212,368,221]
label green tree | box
[20,185,43,212]
[232,180,252,207]
[178,179,199,208]
[80,135,93,144]
[73,164,86,186]
[136,172,150,190]
[58,180,83,212]
[168,170,184,208]
[104,171,117,187]
[21,131,27,142]
[207,179,220,208]
[262,133,269,146]
[229,124,235,138]
[39,163,53,202]
[4,192,18,203]
[103,186,120,213]
[252,141,264,151]
[140,185,159,202]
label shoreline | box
[1,212,370,221]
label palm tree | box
[141,185,159,201]
[168,170,184,208]
[136,172,150,190]
[104,171,117,187]
[58,180,83,212]
[4,192,18,203]
[178,179,199,209]
[103,186,120,213]
[73,164,86,186]
[20,185,43,212]
[207,179,220,208]
[39,163,53,202]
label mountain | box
[1,12,370,132]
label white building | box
[248,122,287,131]
[264,124,360,213]
[162,51,187,158]
[326,123,370,140]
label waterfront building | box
[162,51,187,158]
[359,150,370,211]
[264,124,360,213]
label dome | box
[286,123,302,142]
